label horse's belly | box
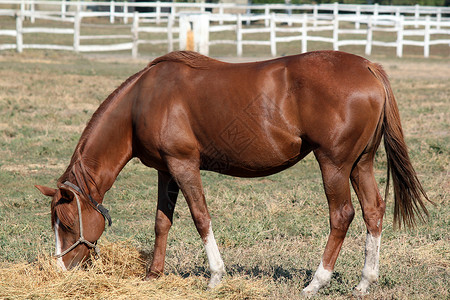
[199,128,308,177]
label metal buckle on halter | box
[63,181,112,227]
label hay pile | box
[0,241,269,299]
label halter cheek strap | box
[55,189,99,258]
[54,181,112,259]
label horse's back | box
[133,51,385,175]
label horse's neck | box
[71,87,135,201]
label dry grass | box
[0,240,270,299]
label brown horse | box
[36,50,429,296]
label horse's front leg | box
[302,156,355,296]
[166,156,226,289]
[146,171,180,279]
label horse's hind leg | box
[146,171,180,279]
[302,154,355,296]
[350,154,386,295]
[165,157,225,289]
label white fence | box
[0,1,449,58]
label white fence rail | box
[0,1,449,58]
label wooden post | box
[373,3,379,19]
[30,0,35,23]
[424,15,430,58]
[365,16,373,56]
[20,0,25,20]
[237,14,242,57]
[123,2,128,24]
[436,8,441,30]
[110,0,115,24]
[355,6,360,30]
[333,2,338,20]
[301,13,307,53]
[73,10,81,52]
[265,5,269,27]
[270,13,276,57]
[333,15,339,51]
[219,6,224,25]
[16,13,23,53]
[156,1,161,25]
[396,15,404,58]
[313,4,318,28]
[167,13,174,52]
[414,4,420,29]
[132,12,138,58]
[61,0,66,20]
[287,2,292,27]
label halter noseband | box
[54,181,112,259]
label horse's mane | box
[58,66,149,184]
[148,51,223,70]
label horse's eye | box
[58,197,71,204]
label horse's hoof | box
[144,271,162,281]
[207,272,223,290]
[301,289,317,298]
[352,287,369,298]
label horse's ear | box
[35,185,57,197]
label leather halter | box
[54,181,112,259]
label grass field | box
[0,49,448,299]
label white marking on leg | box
[54,218,67,271]
[302,260,332,296]
[204,221,225,289]
[354,232,381,295]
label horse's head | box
[35,183,105,270]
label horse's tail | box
[368,62,431,229]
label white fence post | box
[414,4,420,28]
[110,0,115,24]
[396,15,404,58]
[355,6,360,30]
[424,15,430,58]
[61,0,66,20]
[219,6,224,25]
[15,13,23,53]
[270,13,276,57]
[301,13,307,53]
[373,3,379,18]
[132,12,138,58]
[436,8,441,30]
[20,0,25,20]
[167,13,174,52]
[30,0,35,23]
[123,2,128,24]
[237,14,242,57]
[73,10,81,52]
[156,1,161,25]
[365,16,373,56]
[333,2,338,20]
[333,16,339,51]
[265,5,269,28]
[313,4,318,28]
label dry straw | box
[0,240,269,299]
